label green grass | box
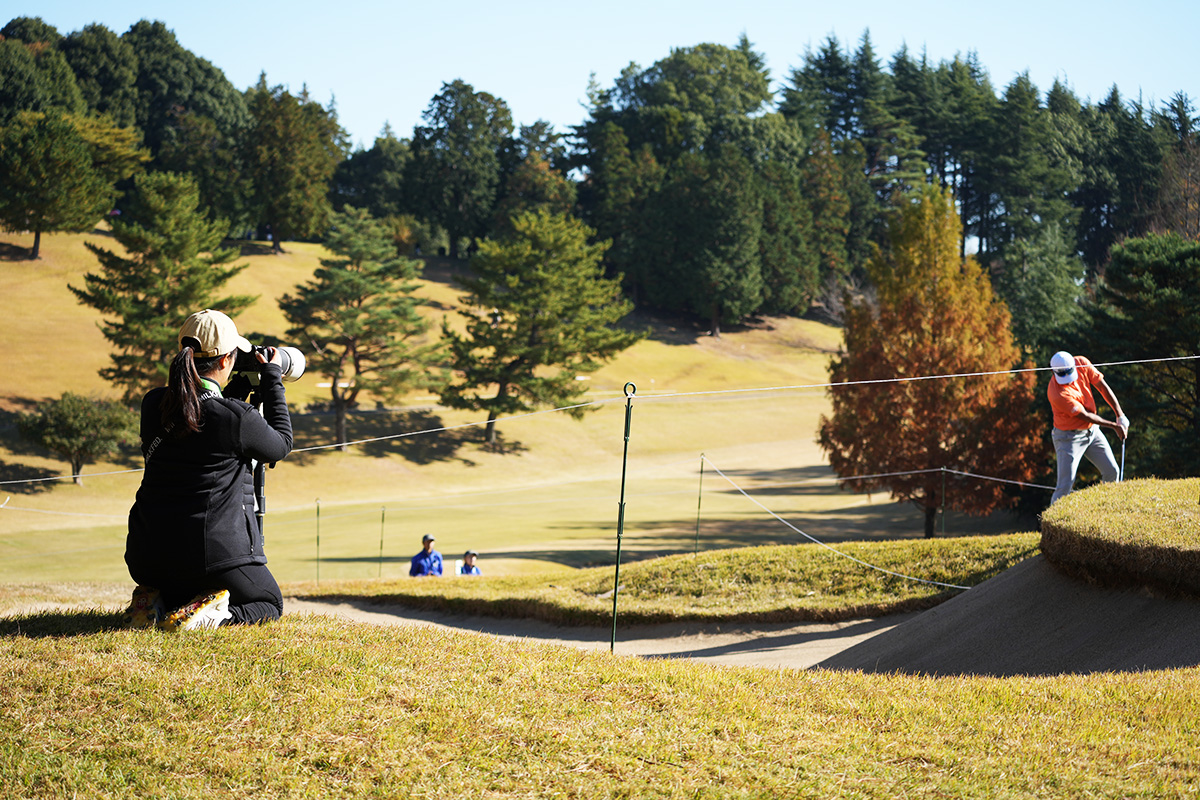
[292,534,1041,625]
[2,613,1198,798]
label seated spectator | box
[460,550,481,576]
[409,534,443,577]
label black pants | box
[132,562,283,626]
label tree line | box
[4,15,1200,510]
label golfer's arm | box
[1096,378,1125,420]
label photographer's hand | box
[255,347,284,366]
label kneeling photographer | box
[124,308,299,630]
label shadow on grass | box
[0,610,124,637]
[0,241,32,261]
[290,408,485,466]
[232,240,276,256]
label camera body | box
[233,345,306,383]
[225,345,306,402]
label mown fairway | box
[0,230,1034,586]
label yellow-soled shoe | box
[157,590,232,631]
[122,585,164,629]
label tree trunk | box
[31,229,41,260]
[484,411,498,446]
[335,400,348,452]
[710,300,721,338]
[924,504,937,538]
[72,458,83,486]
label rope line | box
[5,352,1184,488]
[0,463,1066,522]
[944,469,1055,492]
[700,457,970,591]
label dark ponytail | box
[160,338,223,436]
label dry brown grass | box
[1040,478,1200,595]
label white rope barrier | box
[700,457,970,590]
[4,352,1184,490]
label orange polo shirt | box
[1047,356,1104,431]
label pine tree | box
[0,112,114,258]
[280,206,443,449]
[818,183,1041,536]
[439,210,642,446]
[69,171,255,402]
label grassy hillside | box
[0,229,1035,588]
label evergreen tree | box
[781,35,853,139]
[802,129,851,290]
[121,20,249,157]
[992,223,1086,361]
[981,73,1078,260]
[59,23,140,127]
[406,79,513,258]
[439,210,641,446]
[18,393,136,485]
[491,152,577,236]
[579,121,664,304]
[652,146,764,334]
[757,159,819,314]
[1073,88,1164,272]
[1084,233,1200,477]
[0,16,61,44]
[1151,92,1200,240]
[69,171,255,401]
[330,125,411,219]
[280,206,443,448]
[244,74,347,252]
[0,112,115,258]
[0,39,44,124]
[818,183,1041,536]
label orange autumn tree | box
[818,183,1041,537]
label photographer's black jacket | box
[126,364,293,580]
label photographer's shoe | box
[122,585,164,629]
[158,590,233,631]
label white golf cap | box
[1050,351,1077,384]
[178,309,252,358]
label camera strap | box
[143,390,221,462]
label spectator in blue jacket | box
[410,534,443,577]
[460,550,481,576]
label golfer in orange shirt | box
[1047,351,1129,504]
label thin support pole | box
[315,498,321,585]
[1120,440,1126,482]
[940,467,947,537]
[694,453,706,557]
[611,382,636,655]
[379,506,386,578]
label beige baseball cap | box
[178,309,252,358]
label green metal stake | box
[378,506,386,579]
[315,498,321,585]
[694,453,706,557]
[940,467,947,537]
[610,382,636,654]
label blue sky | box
[15,1,1199,149]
